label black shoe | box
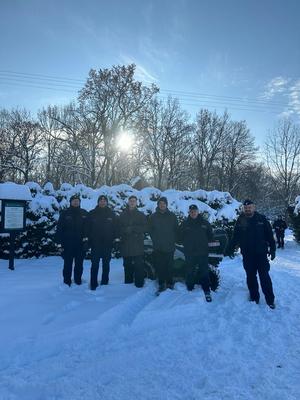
[90,284,98,291]
[158,283,166,292]
[205,292,212,302]
[101,280,109,285]
[64,281,71,287]
[74,280,82,285]
[268,303,276,309]
[125,279,134,284]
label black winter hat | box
[243,199,254,206]
[70,194,81,203]
[189,204,198,211]
[157,196,168,206]
[98,194,108,203]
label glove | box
[268,251,276,261]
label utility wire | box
[0,70,291,107]
[0,80,289,114]
[0,70,295,115]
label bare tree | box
[77,64,159,185]
[1,109,43,183]
[216,120,258,194]
[137,97,192,189]
[265,118,300,210]
[191,109,229,190]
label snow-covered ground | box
[0,234,299,400]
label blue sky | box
[1,0,300,148]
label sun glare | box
[116,131,134,152]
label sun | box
[116,130,134,152]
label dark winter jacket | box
[55,206,88,248]
[118,208,147,257]
[177,215,214,256]
[273,219,287,233]
[230,212,276,256]
[85,206,117,251]
[148,208,178,253]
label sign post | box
[0,183,32,270]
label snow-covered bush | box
[0,182,241,258]
[288,196,300,243]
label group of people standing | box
[56,194,285,308]
[56,194,214,301]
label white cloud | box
[119,54,158,84]
[288,80,300,115]
[262,76,290,100]
[261,76,300,118]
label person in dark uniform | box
[55,194,88,286]
[85,195,117,290]
[273,216,287,249]
[148,197,178,293]
[228,199,276,309]
[178,204,214,302]
[118,195,147,288]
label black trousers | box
[90,248,112,289]
[153,250,174,286]
[185,254,210,293]
[123,255,144,288]
[275,231,285,248]
[63,244,85,285]
[242,253,275,305]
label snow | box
[294,196,300,214]
[0,233,299,399]
[0,182,32,201]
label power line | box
[0,80,78,93]
[0,70,85,83]
[0,80,284,114]
[0,80,289,114]
[0,70,295,115]
[0,70,291,107]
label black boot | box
[204,291,212,302]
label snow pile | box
[288,196,300,243]
[0,233,299,399]
[0,182,32,200]
[294,195,300,214]
[0,182,241,258]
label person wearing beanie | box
[55,194,88,286]
[85,194,117,290]
[118,195,148,288]
[177,204,214,302]
[148,197,178,293]
[228,199,276,309]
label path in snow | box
[0,235,299,400]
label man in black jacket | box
[273,216,287,249]
[86,195,117,290]
[178,204,214,302]
[118,195,147,288]
[229,199,276,309]
[56,194,88,286]
[149,197,178,292]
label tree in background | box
[77,64,158,185]
[0,109,43,183]
[138,97,192,189]
[265,119,300,214]
[191,109,229,190]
